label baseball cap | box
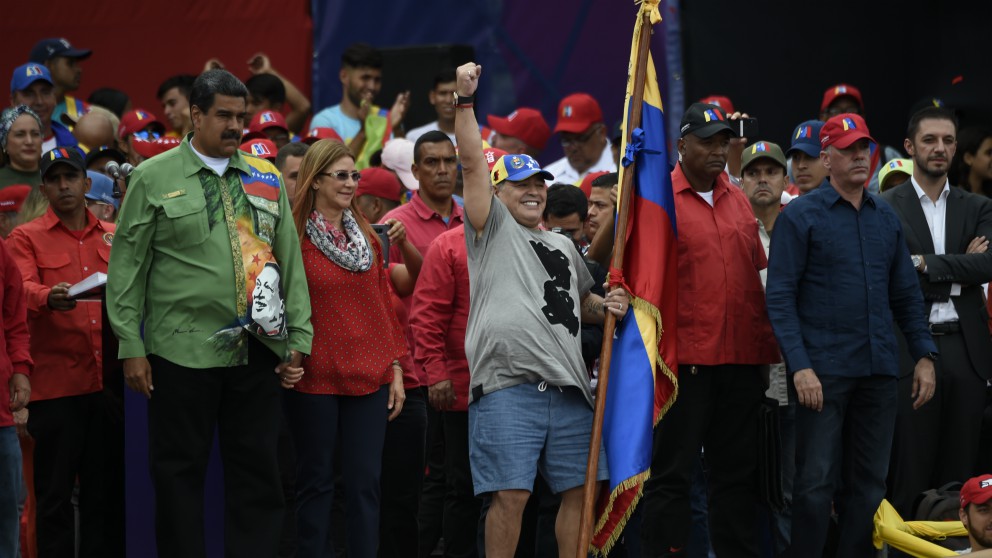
[0,185,31,213]
[699,95,735,114]
[29,38,92,64]
[355,167,402,202]
[787,120,825,158]
[879,158,913,191]
[819,113,875,149]
[490,154,554,186]
[131,136,181,159]
[85,144,126,168]
[40,147,86,178]
[85,171,120,210]
[553,93,603,134]
[10,63,53,93]
[820,83,864,113]
[961,474,992,508]
[303,127,344,145]
[579,171,610,198]
[487,108,551,151]
[118,109,165,140]
[482,147,509,172]
[679,102,736,139]
[249,110,289,134]
[240,138,277,161]
[741,141,787,172]
[381,138,417,190]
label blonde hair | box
[291,139,380,253]
[18,185,48,225]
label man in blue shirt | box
[765,113,938,557]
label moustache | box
[221,130,241,141]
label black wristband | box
[454,93,474,107]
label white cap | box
[381,138,418,191]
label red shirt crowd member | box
[285,139,407,558]
[7,147,116,558]
[640,103,779,557]
[409,225,478,557]
[0,235,31,558]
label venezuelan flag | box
[240,159,281,201]
[591,0,678,553]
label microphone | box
[105,161,121,179]
[120,163,135,177]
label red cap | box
[118,109,165,139]
[961,474,992,508]
[355,167,402,202]
[699,95,735,114]
[820,84,864,113]
[132,136,181,159]
[482,147,509,172]
[0,185,31,213]
[249,110,289,134]
[553,93,603,134]
[487,108,551,151]
[239,138,278,161]
[303,127,344,145]
[819,113,875,149]
[579,171,610,199]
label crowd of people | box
[0,35,990,558]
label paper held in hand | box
[68,272,107,299]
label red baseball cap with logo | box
[249,110,289,134]
[132,136,181,159]
[118,109,165,140]
[819,113,875,149]
[239,138,278,161]
[699,95,735,115]
[355,167,402,202]
[961,474,992,508]
[553,93,603,134]
[820,83,864,113]
[487,108,551,151]
[303,127,344,145]
[0,185,31,213]
[482,147,509,172]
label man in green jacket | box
[106,69,313,558]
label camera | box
[737,117,759,139]
[371,224,391,267]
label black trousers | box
[147,338,283,558]
[379,387,428,558]
[888,331,988,517]
[640,364,763,558]
[28,391,112,558]
[418,390,446,557]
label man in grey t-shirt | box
[454,62,631,558]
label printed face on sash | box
[251,262,285,336]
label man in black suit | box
[883,106,992,518]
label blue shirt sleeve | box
[766,207,813,374]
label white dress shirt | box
[911,177,961,323]
[543,142,615,185]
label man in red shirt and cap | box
[960,474,992,552]
[487,107,550,159]
[117,109,165,166]
[544,93,616,186]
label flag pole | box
[576,6,655,557]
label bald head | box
[73,108,118,150]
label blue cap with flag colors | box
[679,102,736,139]
[787,120,825,158]
[85,170,120,210]
[10,63,53,93]
[490,154,554,185]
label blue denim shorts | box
[468,381,609,495]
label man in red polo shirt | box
[7,147,116,558]
[639,103,780,557]
[379,129,464,555]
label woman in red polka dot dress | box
[285,139,408,558]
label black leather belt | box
[929,322,961,335]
